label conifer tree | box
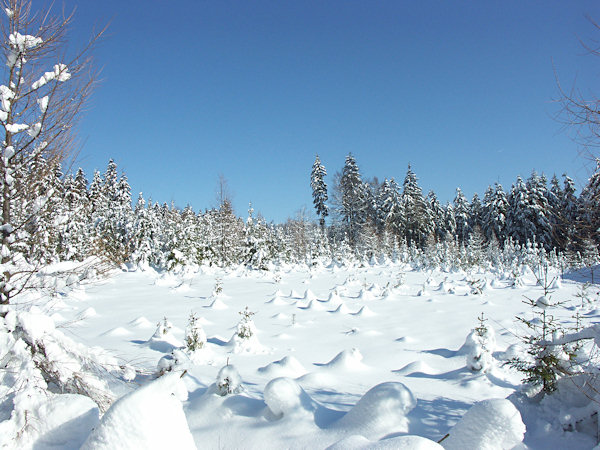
[401,165,430,248]
[337,154,366,248]
[310,154,328,232]
[454,188,471,244]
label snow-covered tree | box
[337,154,366,248]
[401,165,430,248]
[0,0,105,310]
[310,154,328,232]
[453,188,471,245]
[482,183,508,244]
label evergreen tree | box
[507,176,534,245]
[401,165,431,248]
[453,188,471,244]
[428,191,445,242]
[310,154,328,232]
[337,154,366,248]
[526,172,552,250]
[482,183,509,244]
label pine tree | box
[310,154,328,232]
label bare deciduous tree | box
[0,0,106,313]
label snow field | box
[18,262,597,448]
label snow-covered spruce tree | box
[401,164,431,248]
[310,154,328,233]
[0,1,105,313]
[465,313,496,372]
[482,182,509,245]
[453,187,471,245]
[337,153,366,249]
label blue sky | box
[56,1,599,222]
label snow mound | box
[264,377,318,420]
[101,326,131,337]
[154,273,182,288]
[318,348,367,371]
[290,290,303,299]
[327,291,343,305]
[302,289,317,300]
[266,296,287,305]
[352,306,376,317]
[79,307,97,319]
[442,398,525,450]
[327,434,443,449]
[208,298,228,310]
[81,373,195,449]
[272,312,289,320]
[258,355,308,378]
[394,360,436,376]
[129,316,154,329]
[329,303,352,314]
[298,299,325,311]
[357,289,376,301]
[147,321,182,353]
[334,382,416,440]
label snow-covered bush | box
[236,306,255,339]
[185,312,206,353]
[216,364,243,396]
[465,313,495,372]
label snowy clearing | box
[3,261,598,449]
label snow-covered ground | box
[4,262,599,449]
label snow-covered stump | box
[441,398,525,450]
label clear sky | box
[50,1,600,222]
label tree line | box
[312,153,598,260]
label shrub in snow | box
[334,382,416,440]
[154,316,172,337]
[216,364,243,396]
[185,312,206,353]
[230,306,266,354]
[157,349,190,377]
[441,398,525,450]
[237,307,255,339]
[465,313,495,372]
[506,264,573,394]
[213,277,223,296]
